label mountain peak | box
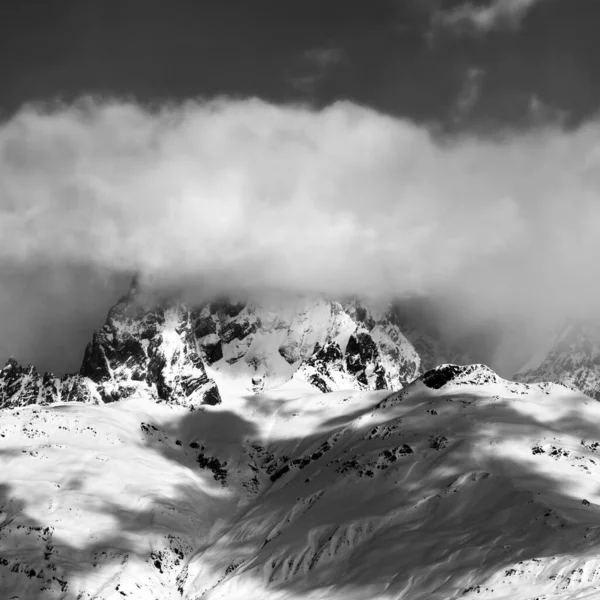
[3,356,18,370]
[421,363,499,389]
[0,291,480,409]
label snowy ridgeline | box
[3,281,596,412]
[1,363,600,600]
[0,286,474,411]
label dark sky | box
[1,0,599,128]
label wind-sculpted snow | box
[2,365,600,599]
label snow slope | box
[2,365,600,599]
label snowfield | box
[2,365,600,599]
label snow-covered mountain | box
[194,296,424,394]
[2,363,599,599]
[1,280,474,410]
[0,280,221,410]
[516,321,600,400]
[5,282,600,599]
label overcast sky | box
[1,0,599,374]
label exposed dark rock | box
[421,365,464,389]
[0,359,93,409]
[220,318,258,344]
[2,278,221,408]
[199,338,223,364]
[345,332,388,390]
[307,374,332,393]
[194,315,216,338]
[311,342,344,366]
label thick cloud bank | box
[0,97,599,371]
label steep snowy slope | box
[517,321,600,400]
[192,296,422,393]
[2,365,600,600]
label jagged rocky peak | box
[421,363,503,389]
[516,321,600,400]
[191,294,423,393]
[80,278,221,406]
[0,357,95,409]
[415,363,578,398]
[0,280,486,409]
[0,277,221,409]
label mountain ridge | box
[0,361,596,600]
[0,281,478,410]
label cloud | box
[434,0,549,35]
[453,67,486,121]
[528,94,568,125]
[1,96,600,372]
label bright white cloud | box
[435,0,550,34]
[1,96,600,358]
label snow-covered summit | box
[0,283,222,409]
[193,295,424,394]
[80,286,221,406]
[0,281,482,409]
[420,363,578,395]
[377,363,579,411]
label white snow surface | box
[2,366,600,599]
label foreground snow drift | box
[1,366,600,599]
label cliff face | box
[0,283,221,410]
[80,288,221,406]
[0,358,96,409]
[192,296,423,393]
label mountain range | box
[0,279,475,411]
[2,281,600,599]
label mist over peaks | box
[1,97,599,372]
